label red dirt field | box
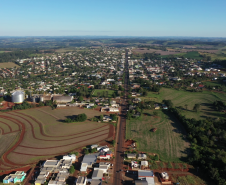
[0,101,15,110]
[0,108,115,173]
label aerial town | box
[0,38,226,185]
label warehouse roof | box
[82,153,99,165]
[92,169,103,179]
[138,170,154,177]
[53,96,73,102]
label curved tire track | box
[0,120,12,132]
[0,115,25,167]
[9,112,109,141]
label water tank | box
[12,90,25,104]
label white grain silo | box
[12,90,25,104]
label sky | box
[0,0,226,37]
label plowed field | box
[0,107,113,172]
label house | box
[103,115,112,122]
[138,154,147,160]
[154,104,160,110]
[3,171,26,184]
[162,105,168,110]
[141,161,148,167]
[80,153,99,172]
[138,170,155,185]
[76,176,87,185]
[63,154,76,162]
[35,177,46,185]
[133,98,141,103]
[127,153,137,159]
[98,151,113,160]
[90,144,98,149]
[108,107,119,112]
[59,159,73,169]
[99,162,110,173]
[92,169,104,180]
[43,160,60,168]
[97,146,109,152]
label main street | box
[113,50,129,185]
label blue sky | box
[0,0,226,37]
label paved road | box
[113,50,129,185]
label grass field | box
[144,88,226,120]
[0,107,113,170]
[183,51,202,59]
[0,62,19,68]
[126,110,190,162]
[55,48,76,53]
[93,89,116,98]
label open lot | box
[0,107,113,171]
[126,110,190,162]
[145,87,226,120]
[0,62,19,68]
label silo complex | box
[12,90,25,104]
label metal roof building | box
[53,96,73,103]
[80,153,99,172]
[138,170,154,178]
[92,169,103,180]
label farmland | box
[126,110,190,162]
[0,107,113,171]
[132,48,181,55]
[0,62,19,68]
[145,87,226,120]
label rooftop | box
[138,170,154,177]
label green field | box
[126,110,190,162]
[93,89,116,98]
[145,88,226,120]
[0,62,19,68]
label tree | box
[193,104,200,112]
[69,165,75,174]
[112,140,116,146]
[110,114,117,121]
[78,96,83,102]
[99,115,103,121]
